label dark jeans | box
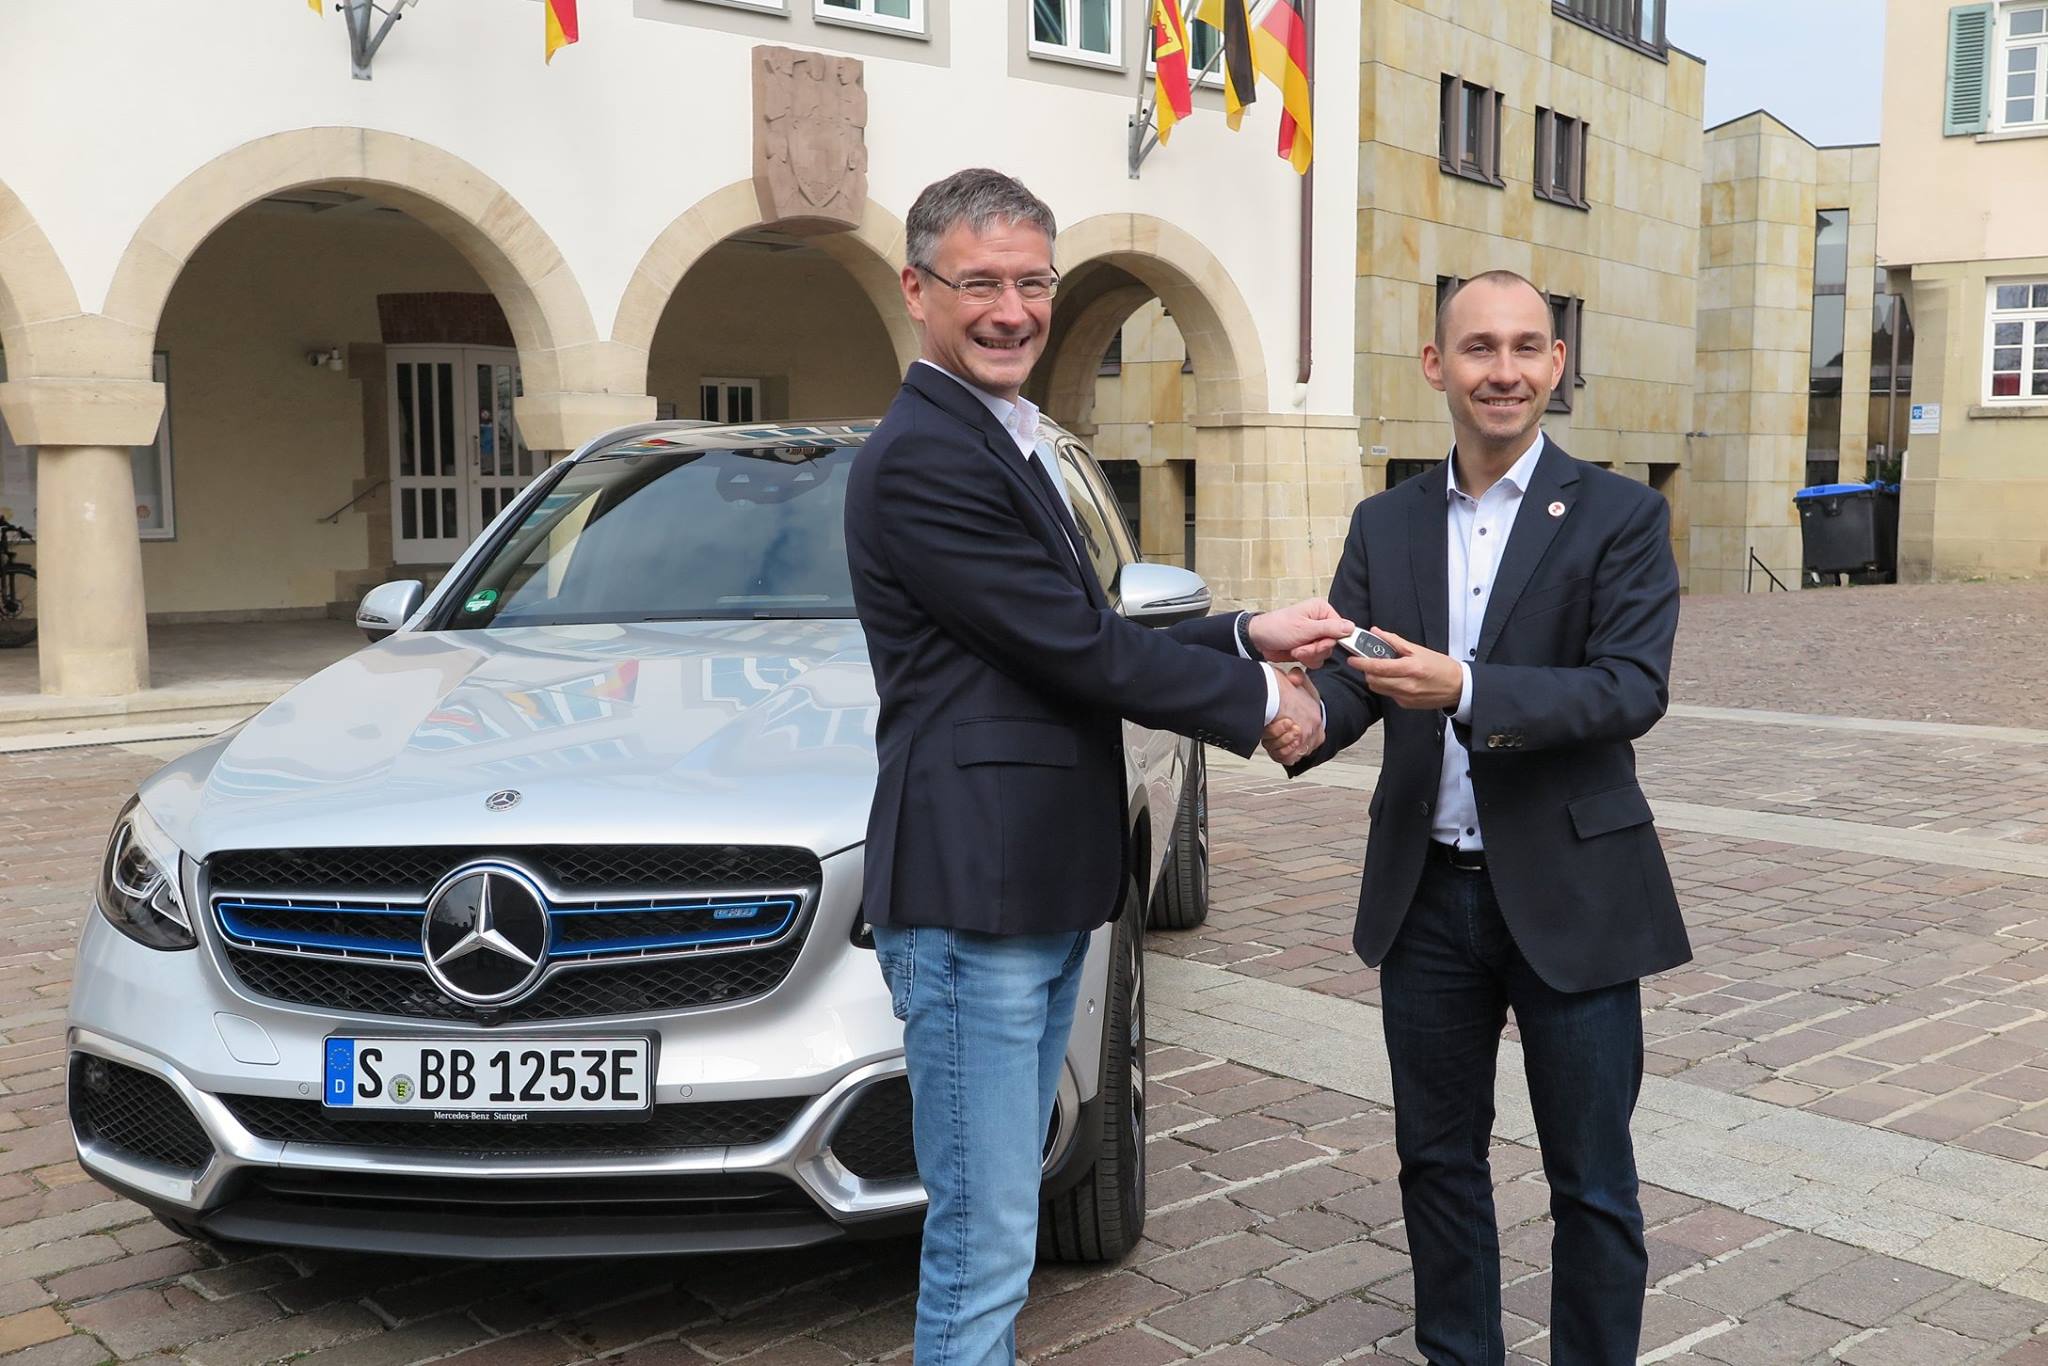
[1380,858,1648,1366]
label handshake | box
[1242,599,1467,768]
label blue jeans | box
[872,925,1092,1366]
[1381,859,1648,1366]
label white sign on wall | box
[1909,403,1942,435]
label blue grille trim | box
[212,895,803,959]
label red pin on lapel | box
[1547,501,1566,518]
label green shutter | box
[1946,3,1995,136]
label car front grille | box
[222,940,805,1023]
[219,1093,805,1156]
[70,1055,214,1175]
[207,844,819,1023]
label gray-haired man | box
[843,167,1346,1363]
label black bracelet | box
[1236,610,1260,658]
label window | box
[0,349,174,540]
[1440,76,1505,185]
[815,0,923,35]
[1032,0,1120,66]
[1534,108,1589,208]
[1552,0,1666,54]
[2000,3,2048,128]
[1145,11,1223,85]
[1986,280,2048,400]
[1868,269,1915,481]
[1547,295,1585,413]
[700,378,762,423]
[1098,331,1123,376]
[1051,442,1127,598]
[1808,210,1849,463]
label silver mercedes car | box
[65,417,1219,1262]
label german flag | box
[1194,0,1256,130]
[1151,0,1195,143]
[544,0,578,63]
[1251,0,1313,172]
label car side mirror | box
[356,580,424,643]
[1117,563,1212,628]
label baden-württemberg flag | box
[1152,0,1195,143]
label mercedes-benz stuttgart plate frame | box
[65,418,1216,1262]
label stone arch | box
[1038,275,1155,434]
[612,179,917,383]
[94,129,610,410]
[0,178,82,382]
[1049,214,1269,422]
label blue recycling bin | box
[1793,482,1882,577]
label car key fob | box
[1337,627,1399,661]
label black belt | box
[1427,841,1488,872]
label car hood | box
[140,621,879,860]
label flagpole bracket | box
[341,0,416,80]
[1127,113,1160,179]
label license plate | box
[322,1037,652,1115]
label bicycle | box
[0,517,35,648]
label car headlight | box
[95,797,195,950]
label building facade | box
[1879,0,2048,582]
[0,0,1366,696]
[1354,0,1703,583]
[1691,114,1890,594]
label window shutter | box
[1946,3,1995,136]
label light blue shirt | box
[1437,430,1546,849]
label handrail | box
[319,479,389,525]
[1746,547,1788,593]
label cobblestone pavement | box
[9,583,2048,1362]
[1669,583,2048,727]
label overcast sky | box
[1668,0,1887,146]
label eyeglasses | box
[916,265,1060,304]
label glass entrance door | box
[389,346,535,563]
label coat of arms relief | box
[753,46,869,232]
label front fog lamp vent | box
[70,1054,214,1175]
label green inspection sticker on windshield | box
[463,589,499,613]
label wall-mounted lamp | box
[306,348,346,373]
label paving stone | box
[1141,1233,1295,1295]
[1264,1239,1410,1300]
[1143,1279,1307,1350]
[1247,1297,1408,1365]
[1836,1321,1988,1365]
[1786,1254,1956,1327]
[1692,1302,1855,1363]
[1667,1233,1864,1316]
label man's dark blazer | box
[845,364,1268,936]
[1297,441,1691,993]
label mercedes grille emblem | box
[421,862,551,1005]
[485,789,522,812]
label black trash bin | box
[1846,481,1902,584]
[1793,482,1881,578]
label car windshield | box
[444,430,862,628]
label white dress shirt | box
[1436,431,1546,850]
[914,359,1280,724]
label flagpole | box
[1128,0,1269,177]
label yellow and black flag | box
[1194,0,1257,131]
[1252,0,1314,172]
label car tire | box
[1149,746,1210,931]
[1039,896,1146,1263]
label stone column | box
[1192,414,1362,609]
[34,445,149,694]
[1138,461,1187,567]
[0,376,164,695]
